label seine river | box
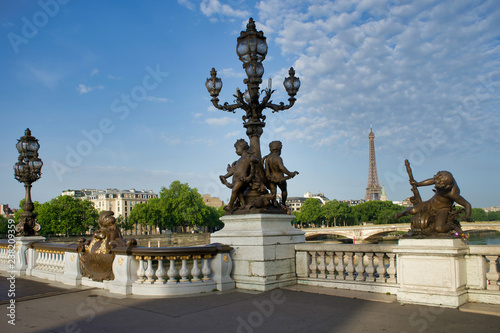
[49,230,500,247]
[136,230,500,247]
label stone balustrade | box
[466,245,500,304]
[295,243,399,295]
[295,241,500,306]
[111,244,235,295]
[2,237,499,307]
[0,239,235,296]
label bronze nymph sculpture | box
[77,211,136,281]
[394,160,472,237]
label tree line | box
[292,199,500,227]
[1,186,498,235]
[0,181,223,236]
[292,199,413,227]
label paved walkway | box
[1,272,499,333]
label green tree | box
[34,196,98,236]
[159,181,210,232]
[351,201,410,225]
[487,211,500,221]
[129,197,167,232]
[471,208,488,221]
[322,200,351,227]
[0,215,8,235]
[297,198,323,227]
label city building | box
[62,188,158,220]
[202,194,224,208]
[340,199,366,207]
[286,192,330,212]
[0,204,13,217]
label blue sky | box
[0,0,499,209]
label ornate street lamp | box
[14,128,43,236]
[206,17,300,160]
[206,18,300,213]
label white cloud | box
[107,75,123,80]
[200,0,249,20]
[205,117,237,126]
[256,0,500,156]
[76,84,104,94]
[146,96,168,102]
[178,0,195,11]
[90,68,99,76]
[220,67,246,79]
[27,66,65,90]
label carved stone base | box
[211,214,305,291]
[395,238,468,308]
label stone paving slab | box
[1,275,500,333]
[459,302,500,317]
[283,284,397,303]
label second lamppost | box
[14,128,43,236]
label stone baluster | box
[41,251,48,269]
[35,250,43,269]
[317,251,326,278]
[167,256,178,283]
[335,251,345,280]
[345,252,355,280]
[386,253,397,283]
[202,255,212,281]
[155,257,166,283]
[179,256,190,282]
[48,251,55,270]
[375,252,387,283]
[326,252,336,279]
[309,251,318,278]
[485,255,500,291]
[145,257,155,283]
[136,256,146,282]
[364,252,375,282]
[355,252,365,281]
[57,253,65,273]
[191,255,201,282]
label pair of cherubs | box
[220,139,298,211]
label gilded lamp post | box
[14,128,43,236]
[206,18,300,214]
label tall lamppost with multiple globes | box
[14,128,43,236]
[206,18,301,213]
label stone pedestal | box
[211,214,305,291]
[14,236,45,276]
[395,238,468,308]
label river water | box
[48,230,500,247]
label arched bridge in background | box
[304,223,500,243]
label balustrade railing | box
[112,243,233,290]
[296,243,399,295]
[0,241,12,267]
[468,245,500,292]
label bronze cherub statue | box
[394,160,472,237]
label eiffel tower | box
[365,124,382,201]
